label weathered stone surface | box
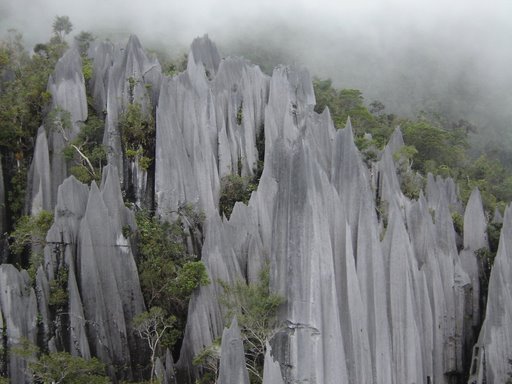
[35,168,143,380]
[48,48,88,126]
[262,343,284,384]
[493,207,503,223]
[27,126,52,213]
[3,35,503,384]
[468,204,512,384]
[76,167,144,378]
[99,35,161,202]
[217,317,249,384]
[0,265,38,384]
[189,35,221,77]
[169,46,481,383]
[382,201,424,384]
[156,36,269,219]
[155,351,177,384]
[27,48,88,212]
[463,188,488,251]
[460,188,487,332]
[426,173,463,213]
[88,41,123,114]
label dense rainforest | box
[0,16,511,384]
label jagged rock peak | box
[469,204,512,383]
[217,317,250,384]
[262,343,284,384]
[27,126,52,213]
[386,126,405,155]
[54,175,90,219]
[0,265,38,384]
[189,34,221,76]
[51,47,84,83]
[47,47,88,124]
[463,188,488,251]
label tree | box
[74,31,95,56]
[312,78,394,147]
[52,16,73,43]
[61,111,106,184]
[29,352,108,384]
[0,27,66,222]
[9,210,54,276]
[135,209,209,313]
[133,307,176,383]
[219,266,283,382]
[118,100,155,171]
[192,338,221,384]
[12,339,108,384]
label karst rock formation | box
[0,34,510,384]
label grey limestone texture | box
[1,34,510,384]
[468,204,512,384]
[0,265,37,384]
[217,317,250,384]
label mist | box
[2,0,511,150]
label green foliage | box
[159,53,188,77]
[135,208,209,347]
[452,211,464,237]
[475,247,495,304]
[7,165,28,217]
[219,174,255,219]
[133,306,177,383]
[172,261,210,298]
[12,338,108,384]
[82,57,93,82]
[393,145,423,199]
[138,156,152,171]
[46,107,72,135]
[0,28,68,220]
[313,78,394,148]
[219,265,283,382]
[30,352,108,384]
[63,112,106,184]
[74,31,95,56]
[137,216,209,310]
[354,135,378,166]
[312,78,512,214]
[400,171,424,200]
[49,265,69,310]
[402,119,466,174]
[9,210,53,280]
[136,210,186,262]
[192,338,221,384]
[119,103,154,151]
[458,155,512,213]
[118,102,155,171]
[9,210,54,256]
[487,222,502,255]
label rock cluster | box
[0,34,509,384]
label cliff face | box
[468,205,512,384]
[34,166,145,380]
[0,34,509,383]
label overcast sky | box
[1,0,511,141]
